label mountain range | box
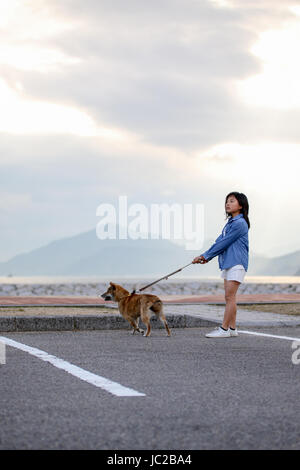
[0,228,299,277]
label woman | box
[192,192,250,338]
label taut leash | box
[131,262,193,294]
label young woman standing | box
[192,192,250,338]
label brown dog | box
[100,282,171,337]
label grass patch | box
[238,303,300,316]
[0,306,117,316]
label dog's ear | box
[109,282,116,290]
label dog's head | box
[99,282,117,301]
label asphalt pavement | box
[1,326,300,450]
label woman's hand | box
[192,255,208,264]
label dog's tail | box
[149,299,162,312]
[150,299,171,336]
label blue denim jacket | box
[201,213,249,271]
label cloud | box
[0,0,295,150]
[0,1,259,147]
[0,0,300,261]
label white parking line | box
[239,330,300,342]
[0,336,145,397]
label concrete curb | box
[1,301,300,308]
[0,313,219,333]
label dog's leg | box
[128,319,137,334]
[162,318,171,337]
[158,307,171,337]
[129,319,144,335]
[151,301,171,337]
[135,317,144,335]
[143,320,151,337]
[140,307,151,337]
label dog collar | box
[120,293,133,300]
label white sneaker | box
[205,327,231,338]
[229,328,238,337]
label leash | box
[131,262,193,294]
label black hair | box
[225,192,250,229]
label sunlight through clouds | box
[289,5,300,16]
[0,0,76,40]
[0,78,129,138]
[0,78,98,135]
[197,142,300,190]
[0,0,20,28]
[0,44,81,71]
[208,0,234,8]
[236,21,300,109]
[0,1,134,139]
[0,0,82,72]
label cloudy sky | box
[1,0,300,263]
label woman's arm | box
[192,231,225,263]
[200,221,247,262]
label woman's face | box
[225,195,242,215]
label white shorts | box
[221,264,246,283]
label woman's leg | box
[222,279,241,330]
